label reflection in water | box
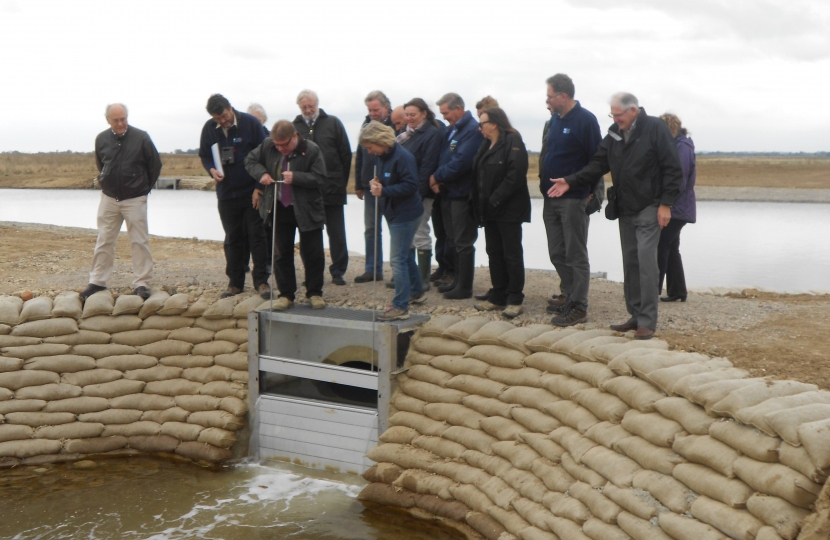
[0,457,461,540]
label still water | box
[1,189,829,292]
[0,456,457,540]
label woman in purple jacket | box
[658,114,696,302]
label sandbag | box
[19,296,53,323]
[157,293,190,316]
[584,421,633,449]
[765,404,830,446]
[550,329,615,355]
[632,470,694,513]
[214,352,247,371]
[17,383,83,401]
[405,350,432,366]
[565,362,616,387]
[778,442,827,484]
[711,380,818,419]
[673,463,753,508]
[203,378,246,397]
[61,368,122,387]
[627,351,714,380]
[124,365,183,382]
[530,457,576,492]
[463,395,518,418]
[43,396,108,414]
[160,355,214,369]
[525,329,580,353]
[128,434,181,453]
[0,296,23,326]
[366,443,439,470]
[112,294,145,316]
[111,329,170,346]
[511,408,561,434]
[746,493,811,540]
[82,290,114,318]
[0,424,35,443]
[0,438,62,458]
[503,467,549,503]
[194,317,237,332]
[479,475,521,510]
[736,390,830,437]
[581,518,629,540]
[202,297,236,320]
[709,419,780,463]
[423,402,485,430]
[214,328,248,345]
[137,292,170,319]
[83,379,145,398]
[72,344,136,359]
[615,436,686,475]
[550,426,597,463]
[168,327,216,345]
[187,410,244,431]
[497,325,553,356]
[391,392,427,415]
[183,365,235,384]
[486,366,544,388]
[174,394,222,412]
[389,411,447,437]
[653,397,714,435]
[24,354,96,373]
[2,343,71,360]
[756,527,786,540]
[45,330,111,346]
[0,369,60,390]
[442,426,498,455]
[542,401,599,434]
[797,417,830,470]
[465,345,526,369]
[379,426,420,445]
[733,457,820,509]
[658,512,729,540]
[142,407,190,424]
[541,494,591,525]
[35,422,105,440]
[600,376,665,413]
[569,336,630,363]
[462,449,513,477]
[672,434,741,477]
[64,436,128,454]
[646,358,734,395]
[145,378,203,396]
[5,411,76,427]
[97,354,158,371]
[398,375,466,404]
[499,386,560,410]
[80,315,143,333]
[160,421,203,441]
[582,446,642,487]
[621,410,685,447]
[218,396,247,416]
[79,408,142,424]
[0,399,46,414]
[181,296,210,318]
[682,376,760,409]
[0,335,40,348]
[413,336,471,357]
[602,483,658,520]
[446,374,508,399]
[480,416,527,442]
[138,339,194,358]
[408,364,453,387]
[197,427,237,449]
[12,317,79,338]
[560,451,608,488]
[231,294,266,319]
[616,511,673,540]
[486,505,532,536]
[363,462,403,484]
[393,469,454,500]
[492,441,541,471]
[540,374,592,400]
[102,420,162,437]
[175,441,233,462]
[468,321,516,346]
[690,496,764,540]
[192,340,238,357]
[111,393,176,411]
[464,510,505,540]
[571,388,629,424]
[429,355,488,377]
[430,459,491,486]
[440,316,485,341]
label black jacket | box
[244,137,327,233]
[354,114,394,191]
[292,109,352,206]
[434,110,484,201]
[400,122,443,199]
[565,107,682,215]
[95,126,162,201]
[471,131,531,224]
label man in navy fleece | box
[199,94,270,299]
[541,74,602,327]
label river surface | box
[0,456,457,540]
[1,189,829,292]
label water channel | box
[2,188,829,292]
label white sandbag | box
[112,294,145,316]
[81,290,114,318]
[138,292,170,319]
[96,354,158,371]
[653,397,715,435]
[0,369,60,390]
[160,355,214,369]
[158,293,191,316]
[12,317,79,338]
[168,327,216,345]
[672,434,741,477]
[79,315,143,333]
[673,463,753,508]
[23,354,96,373]
[19,296,53,322]
[110,393,177,411]
[61,368,122,387]
[16,383,83,401]
[621,410,685,447]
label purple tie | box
[280,157,292,207]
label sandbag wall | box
[358,315,830,540]
[0,290,267,467]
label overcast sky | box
[1,0,828,154]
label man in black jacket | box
[82,103,161,300]
[199,94,270,299]
[293,90,352,286]
[548,92,682,340]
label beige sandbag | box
[441,426,497,455]
[480,416,527,442]
[1,369,61,391]
[80,315,142,333]
[398,375,466,404]
[479,475,521,510]
[530,457,576,492]
[550,426,597,463]
[218,396,246,416]
[379,425,420,445]
[621,410,685,447]
[45,330,111,346]
[160,421,203,441]
[492,441,541,471]
[778,442,826,484]
[524,329,580,354]
[524,351,577,375]
[733,456,820,509]
[499,386,560,410]
[71,344,134,359]
[35,422,105,440]
[405,350,432,366]
[497,325,553,356]
[429,355,488,377]
[541,494,591,525]
[43,396,108,414]
[711,380,818,419]
[440,316,486,341]
[24,354,96,373]
[616,511,673,540]
[540,374,592,400]
[658,512,729,540]
[550,329,615,355]
[2,343,71,360]
[486,367,544,388]
[465,345,526,369]
[680,375,759,408]
[143,407,190,424]
[192,340,238,357]
[423,402,484,430]
[214,328,247,345]
[413,336,470,357]
[137,292,170,319]
[183,365,235,384]
[175,441,233,462]
[145,378,203,396]
[12,317,79,338]
[465,510,508,540]
[214,352,247,371]
[736,390,830,437]
[582,446,642,488]
[0,296,23,326]
[632,470,694,513]
[672,434,740,477]
[96,354,158,371]
[202,379,245,398]
[124,365,183,383]
[393,469,454,500]
[60,370,121,389]
[140,316,195,332]
[746,493,811,540]
[180,296,209,318]
[543,401,599,434]
[160,355,214,369]
[112,294,145,316]
[486,505,532,535]
[127,434,180,452]
[797,417,830,471]
[709,419,781,463]
[0,438,62,458]
[560,451,608,488]
[82,290,114,318]
[581,518,629,540]
[463,395,518,418]
[17,383,83,401]
[408,364,453,387]
[517,526,558,540]
[1,384,13,401]
[468,321,516,346]
[174,394,221,412]
[570,336,631,363]
[19,296,53,322]
[756,526,786,540]
[584,421,633,449]
[0,399,46,414]
[194,317,236,332]
[571,388,629,424]
[512,408,561,434]
[201,297,235,320]
[366,443,438,470]
[602,484,658,520]
[111,393,176,411]
[0,424,35,443]
[168,327,215,345]
[503,467,549,504]
[82,379,145,399]
[412,435,467,459]
[155,293,189,316]
[80,409,141,427]
[64,436,128,454]
[230,294,262,319]
[197,427,236,449]
[0,324,10,336]
[646,358,735,395]
[615,436,686,475]
[766,404,830,446]
[596,378,662,415]
[605,349,665,376]
[0,335,40,348]
[566,362,616,387]
[363,462,404,484]
[673,463,753,508]
[391,392,427,415]
[138,339,194,358]
[460,450,511,478]
[653,397,714,435]
[5,411,76,427]
[430,460,491,487]
[627,351,714,380]
[690,495,764,540]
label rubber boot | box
[418,250,432,292]
[443,251,474,300]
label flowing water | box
[0,456,459,540]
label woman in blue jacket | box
[360,121,425,321]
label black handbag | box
[605,185,619,220]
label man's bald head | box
[391,105,406,132]
[105,103,129,135]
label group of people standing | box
[80,72,697,335]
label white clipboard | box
[211,143,224,177]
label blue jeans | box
[364,192,383,276]
[388,217,423,310]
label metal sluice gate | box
[246,305,429,474]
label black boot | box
[443,251,474,300]
[418,250,432,292]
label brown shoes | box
[634,327,655,340]
[220,286,243,299]
[610,321,637,332]
[258,283,272,299]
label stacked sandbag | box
[0,291,258,467]
[359,317,830,540]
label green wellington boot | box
[418,250,432,292]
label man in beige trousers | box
[81,103,162,300]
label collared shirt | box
[623,116,638,144]
[216,113,238,137]
[303,111,320,127]
[111,127,128,139]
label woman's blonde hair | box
[359,120,396,148]
[660,113,687,137]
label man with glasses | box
[540,73,602,327]
[548,92,682,340]
[292,89,352,286]
[199,94,271,299]
[82,103,161,301]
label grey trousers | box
[90,193,153,288]
[619,204,661,330]
[411,198,434,251]
[441,199,478,257]
[543,197,590,311]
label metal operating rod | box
[372,164,379,372]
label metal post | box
[371,164,379,372]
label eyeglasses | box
[478,121,492,128]
[608,110,630,119]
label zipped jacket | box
[292,109,352,206]
[366,143,423,224]
[95,126,162,201]
[433,110,484,200]
[400,121,443,199]
[471,131,531,224]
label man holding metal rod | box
[245,120,328,310]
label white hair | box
[105,103,128,119]
[610,92,639,110]
[247,103,267,123]
[296,89,319,105]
